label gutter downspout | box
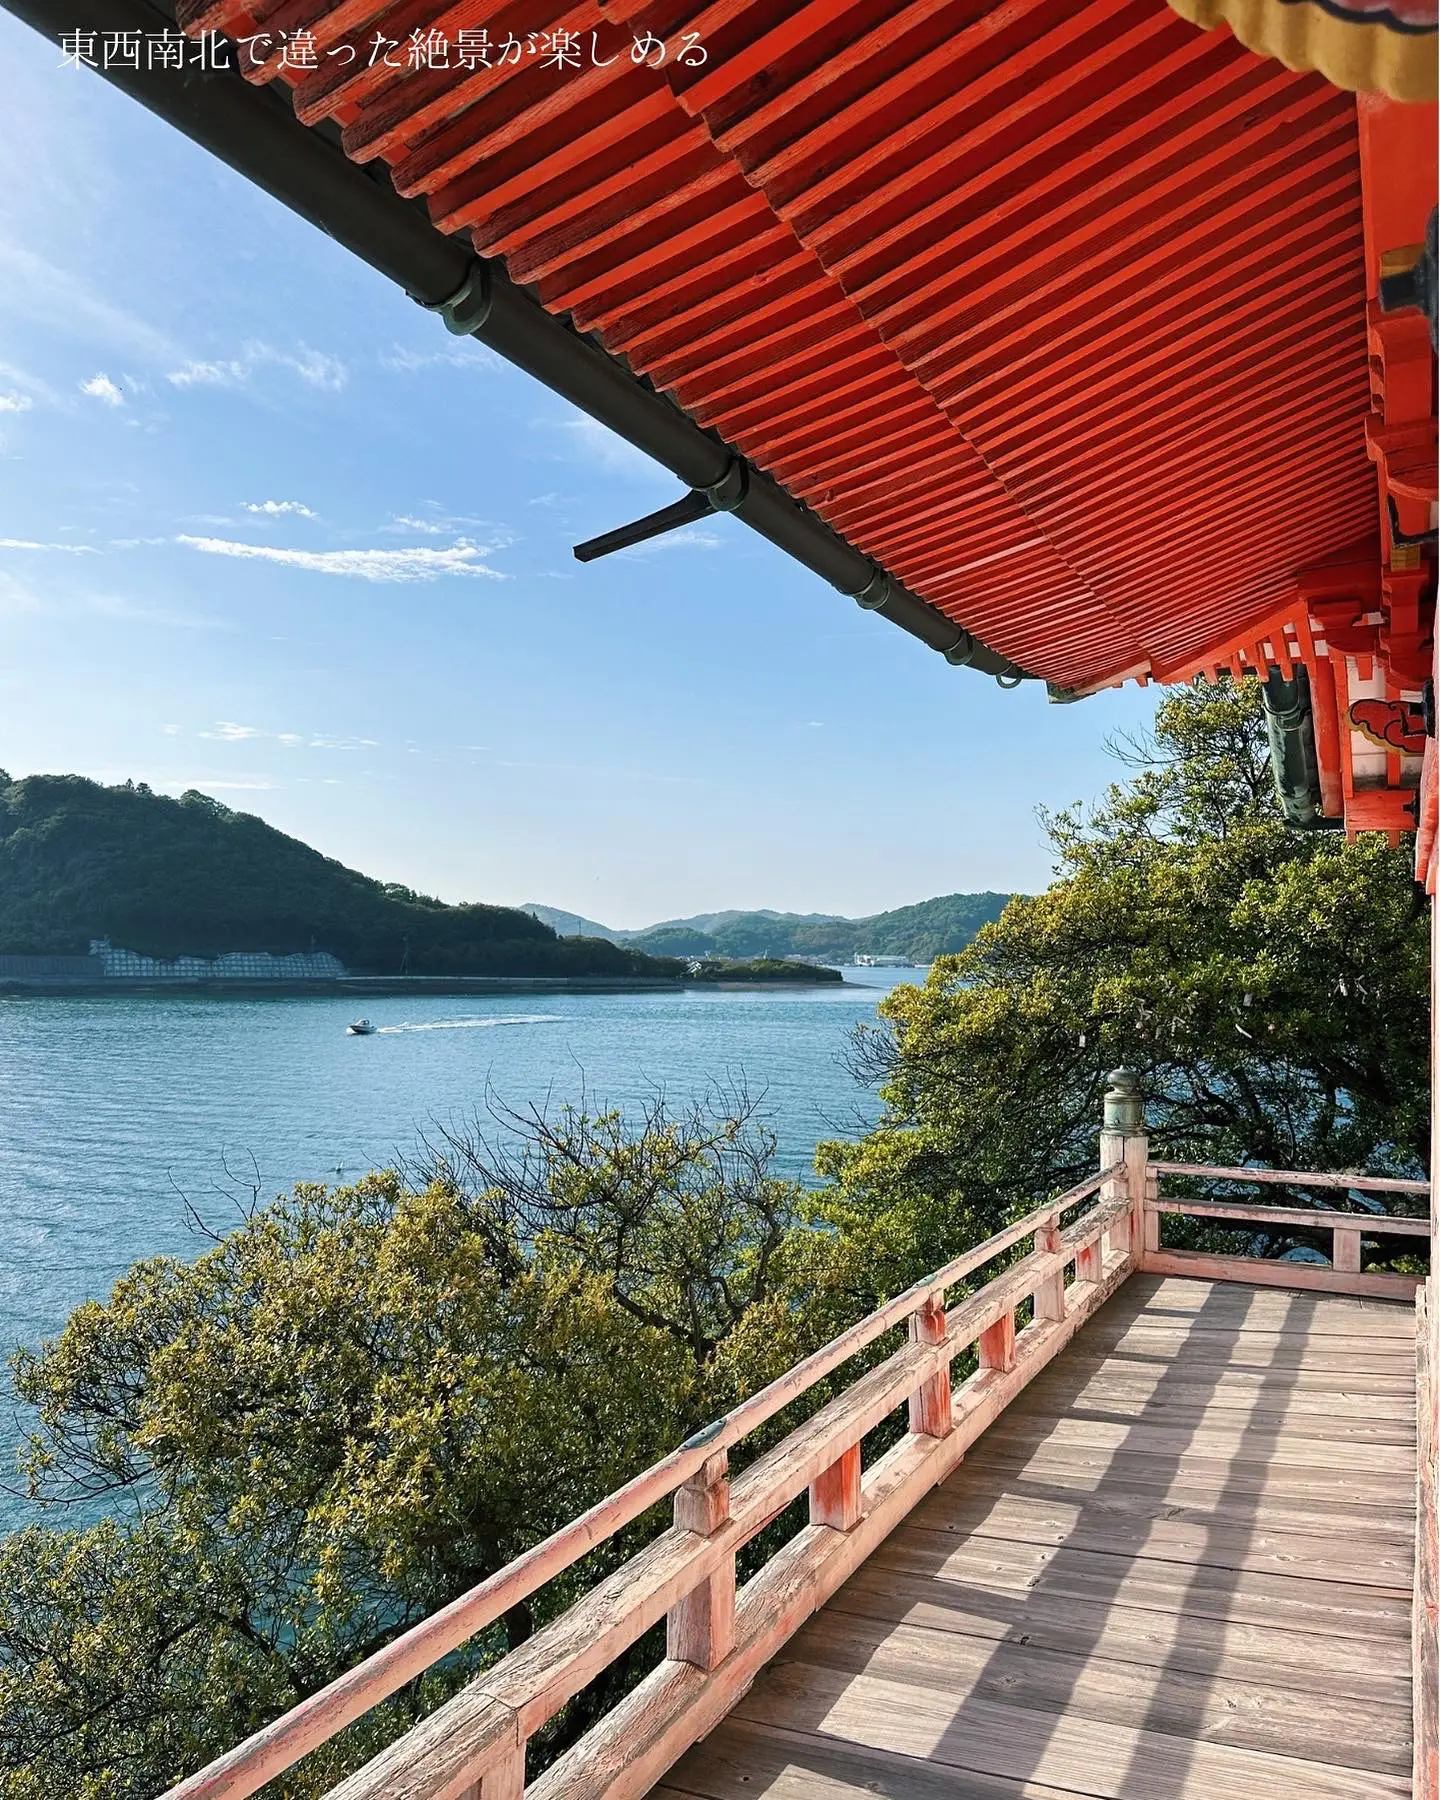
[3,0,1028,681]
[1260,665,1337,828]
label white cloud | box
[0,361,60,407]
[244,499,316,518]
[162,724,182,736]
[202,721,263,741]
[381,341,500,374]
[167,358,247,390]
[166,342,347,393]
[277,733,304,748]
[175,535,506,583]
[0,536,100,553]
[0,393,33,414]
[80,373,124,406]
[615,527,724,558]
[387,512,507,541]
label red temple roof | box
[180,0,1386,695]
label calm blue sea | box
[0,971,909,1530]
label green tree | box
[816,679,1429,1294]
[1,1096,802,1799]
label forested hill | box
[527,891,1016,962]
[0,774,672,979]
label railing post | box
[1033,1213,1066,1323]
[460,1742,524,1800]
[1333,1222,1362,1274]
[667,1449,734,1671]
[978,1308,1017,1372]
[809,1442,862,1531]
[907,1295,953,1437]
[1101,1067,1150,1270]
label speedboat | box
[346,1018,378,1036]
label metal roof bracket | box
[423,261,493,336]
[853,569,893,611]
[573,457,750,562]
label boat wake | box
[375,1015,564,1035]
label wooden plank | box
[1039,1392,1418,1445]
[867,1529,1413,1640]
[1047,1350,1420,1390]
[824,1563,1415,1694]
[912,1477,1418,1560]
[979,1410,1419,1476]
[1115,1276,1421,1327]
[1028,1366,1418,1418]
[1066,1328,1419,1370]
[1144,1248,1422,1301]
[965,1437,1418,1512]
[1152,1161,1430,1196]
[896,1504,1415,1591]
[1113,1300,1420,1339]
[660,1716,1090,1800]
[907,1457,1417,1538]
[730,1662,1410,1799]
[778,1611,1411,1772]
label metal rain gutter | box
[4,0,1029,682]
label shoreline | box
[0,973,855,997]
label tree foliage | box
[1,1095,803,1798]
[817,679,1428,1291]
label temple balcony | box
[165,1075,1438,1800]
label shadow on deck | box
[659,1275,1417,1800]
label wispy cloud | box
[80,373,124,406]
[244,499,316,518]
[550,412,664,480]
[192,723,379,752]
[388,511,508,541]
[0,361,59,408]
[175,535,506,582]
[0,536,100,553]
[0,393,33,415]
[309,733,379,750]
[615,527,724,557]
[167,342,347,393]
[201,721,264,741]
[381,341,500,374]
[0,241,179,364]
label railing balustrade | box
[159,1074,1432,1800]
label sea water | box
[0,971,911,1529]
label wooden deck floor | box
[659,1274,1418,1800]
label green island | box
[524,890,1013,964]
[0,774,837,986]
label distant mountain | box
[524,893,1017,964]
[0,775,674,980]
[521,904,619,941]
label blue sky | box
[0,17,1160,927]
